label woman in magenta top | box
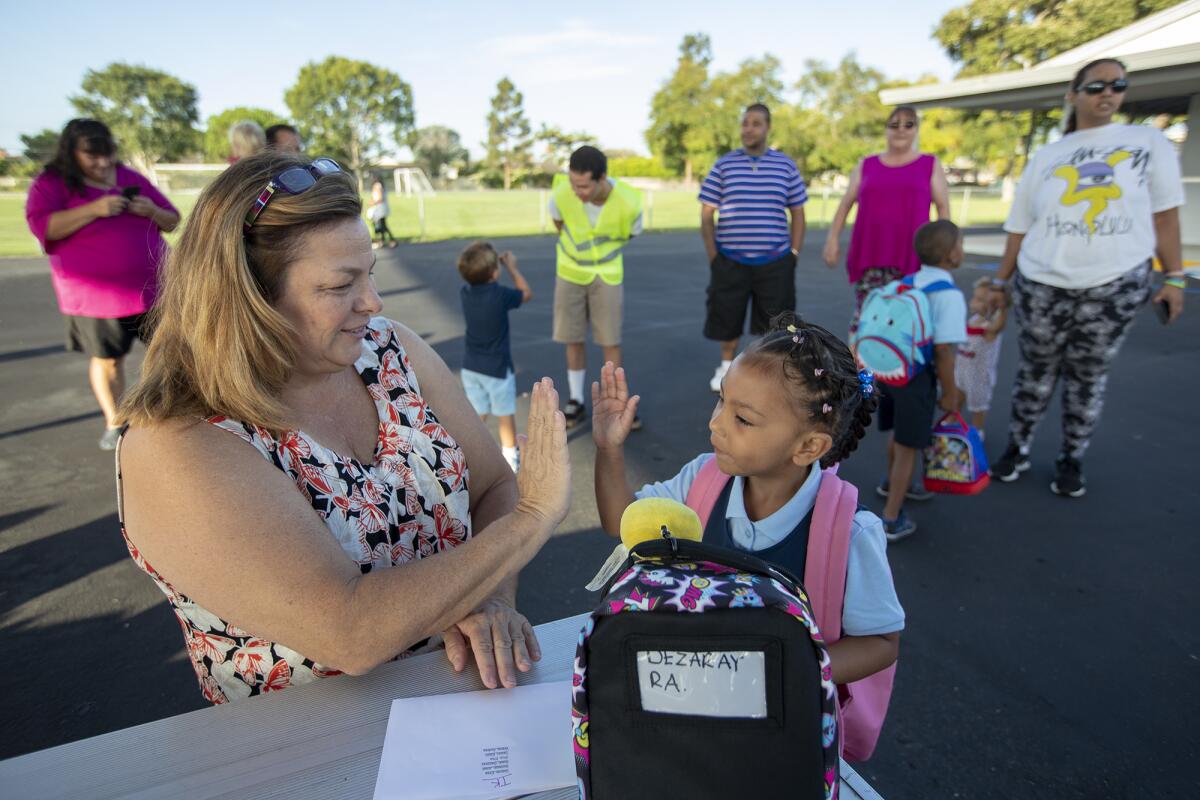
[823,106,951,334]
[25,119,180,450]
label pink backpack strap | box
[683,454,731,530]
[803,465,858,646]
[806,466,897,762]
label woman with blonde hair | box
[116,152,569,703]
[227,120,266,162]
[822,106,952,335]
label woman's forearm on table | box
[469,469,521,606]
[342,508,554,674]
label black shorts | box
[703,250,797,341]
[64,313,149,359]
[877,369,936,449]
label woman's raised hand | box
[515,378,570,526]
[591,361,639,452]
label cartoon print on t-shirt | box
[1053,150,1132,233]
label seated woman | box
[115,153,569,703]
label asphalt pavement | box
[1,230,1197,798]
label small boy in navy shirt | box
[458,242,532,471]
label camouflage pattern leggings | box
[1008,261,1151,459]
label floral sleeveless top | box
[119,317,473,704]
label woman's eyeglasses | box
[1078,79,1129,95]
[244,158,343,232]
[886,121,916,130]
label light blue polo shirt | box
[636,454,905,637]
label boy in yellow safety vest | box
[549,146,644,429]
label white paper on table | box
[372,680,576,800]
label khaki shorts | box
[552,276,623,346]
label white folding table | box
[0,613,884,799]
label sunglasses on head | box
[886,121,916,130]
[1077,78,1128,95]
[243,158,343,232]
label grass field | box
[0,188,1012,258]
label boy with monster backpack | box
[854,220,968,541]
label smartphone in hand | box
[121,186,141,200]
[1154,299,1171,325]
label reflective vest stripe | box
[557,240,623,265]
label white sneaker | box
[709,362,730,393]
[505,453,520,473]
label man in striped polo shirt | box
[700,103,808,391]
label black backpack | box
[571,536,840,800]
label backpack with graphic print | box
[852,275,956,386]
[571,536,840,800]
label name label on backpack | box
[635,650,766,718]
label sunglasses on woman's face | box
[1078,78,1129,95]
[886,121,916,130]
[243,158,343,232]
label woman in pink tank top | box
[822,107,951,334]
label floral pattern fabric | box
[571,555,841,800]
[119,317,473,704]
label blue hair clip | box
[858,369,875,397]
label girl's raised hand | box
[591,362,639,452]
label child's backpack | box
[852,274,957,386]
[572,534,840,800]
[685,456,897,762]
[923,412,990,494]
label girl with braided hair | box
[592,313,903,686]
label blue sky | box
[0,0,964,158]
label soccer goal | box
[392,166,435,196]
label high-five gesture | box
[516,377,570,525]
[591,362,640,452]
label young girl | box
[367,177,396,249]
[592,314,903,685]
[956,277,1008,435]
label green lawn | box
[0,188,1011,259]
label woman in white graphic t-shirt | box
[987,58,1185,498]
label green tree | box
[535,124,598,168]
[647,37,788,180]
[788,53,889,179]
[285,56,415,192]
[411,125,469,183]
[70,63,200,172]
[646,33,714,181]
[935,0,1181,77]
[698,55,786,173]
[933,0,1181,177]
[203,106,286,161]
[485,77,532,190]
[20,129,61,165]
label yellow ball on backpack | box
[619,497,703,548]
[585,498,703,591]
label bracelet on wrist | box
[1163,277,1187,289]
